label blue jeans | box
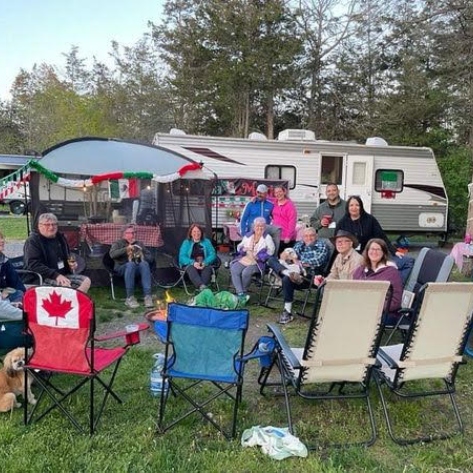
[115,261,151,298]
[267,256,311,303]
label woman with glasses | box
[230,217,275,303]
[353,238,402,323]
[23,213,91,293]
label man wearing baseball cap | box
[239,183,274,235]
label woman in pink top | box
[271,185,297,252]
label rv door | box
[345,156,374,213]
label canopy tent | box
[29,137,215,252]
[39,137,210,179]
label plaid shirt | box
[293,239,329,272]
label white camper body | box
[153,131,448,236]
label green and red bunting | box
[28,160,203,188]
[0,165,31,200]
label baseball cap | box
[256,184,268,193]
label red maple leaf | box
[42,291,73,326]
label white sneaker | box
[144,295,154,308]
[125,296,139,309]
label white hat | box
[256,184,268,193]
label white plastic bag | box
[241,426,308,460]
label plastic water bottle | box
[150,353,168,397]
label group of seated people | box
[0,194,411,328]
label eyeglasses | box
[40,223,58,227]
[368,248,383,252]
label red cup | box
[313,275,324,286]
[323,214,332,224]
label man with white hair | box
[24,213,91,293]
[239,183,274,235]
[267,227,329,324]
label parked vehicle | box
[0,154,35,214]
[153,130,448,240]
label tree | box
[154,0,302,137]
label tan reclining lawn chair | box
[375,282,473,445]
[258,280,390,448]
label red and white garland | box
[29,161,204,188]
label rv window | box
[375,169,404,192]
[321,156,343,184]
[352,162,366,185]
[265,165,296,189]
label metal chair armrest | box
[266,323,302,369]
[17,270,43,286]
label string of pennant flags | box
[0,160,204,198]
[0,165,30,200]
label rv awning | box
[39,137,211,179]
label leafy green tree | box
[154,0,302,137]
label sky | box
[0,0,164,100]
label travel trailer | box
[153,130,448,239]
[0,154,36,214]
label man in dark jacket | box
[109,225,154,309]
[24,213,90,292]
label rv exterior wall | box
[153,133,448,235]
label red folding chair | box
[23,286,146,435]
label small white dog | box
[0,347,36,412]
[279,248,305,276]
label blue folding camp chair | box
[157,303,249,440]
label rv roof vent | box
[170,128,187,136]
[365,136,388,146]
[278,129,316,141]
[248,132,267,140]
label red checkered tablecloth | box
[80,224,164,248]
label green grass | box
[0,215,29,239]
[2,273,473,472]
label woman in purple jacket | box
[353,238,402,325]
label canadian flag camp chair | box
[374,282,473,445]
[23,286,144,435]
[157,303,249,440]
[258,280,390,448]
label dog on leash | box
[0,347,36,412]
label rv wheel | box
[9,200,26,215]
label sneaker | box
[289,272,303,284]
[199,284,208,291]
[144,295,154,308]
[237,293,250,307]
[278,309,294,325]
[125,296,139,309]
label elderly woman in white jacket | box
[230,217,275,302]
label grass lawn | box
[1,271,473,472]
[0,215,29,240]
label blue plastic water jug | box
[150,353,169,397]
